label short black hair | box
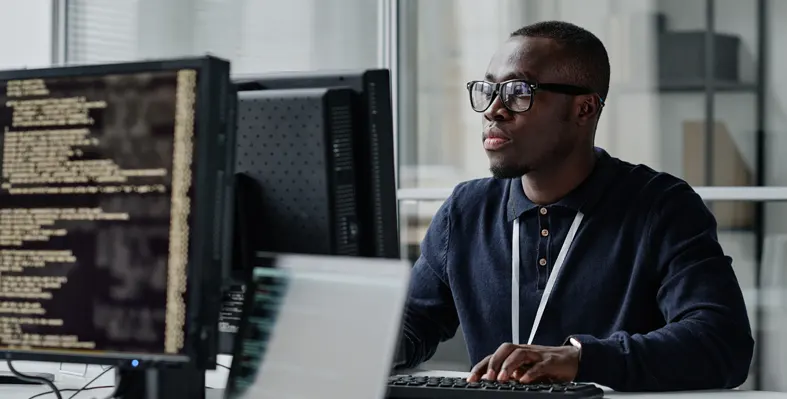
[511,21,610,101]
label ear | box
[575,96,601,125]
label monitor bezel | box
[0,56,229,368]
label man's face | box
[479,36,579,179]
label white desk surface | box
[0,358,230,399]
[403,371,787,399]
[0,366,785,398]
[0,386,225,399]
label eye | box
[506,82,532,97]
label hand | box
[467,343,580,384]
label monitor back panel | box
[235,88,360,257]
[235,70,399,259]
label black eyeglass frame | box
[465,79,605,113]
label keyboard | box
[386,375,604,399]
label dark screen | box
[0,69,198,357]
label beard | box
[489,161,532,179]
[488,140,573,179]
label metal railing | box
[397,186,787,202]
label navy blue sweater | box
[397,148,754,391]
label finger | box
[511,367,524,380]
[485,343,518,380]
[511,366,531,381]
[499,348,539,381]
[519,361,549,384]
[468,355,492,382]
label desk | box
[405,371,787,399]
[3,386,787,399]
[0,386,224,399]
[0,358,230,399]
[1,369,786,398]
[0,383,114,398]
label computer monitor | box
[0,57,234,389]
[217,72,400,355]
[236,87,361,257]
[218,87,362,354]
[234,69,399,259]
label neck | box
[521,147,597,205]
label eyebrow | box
[484,72,531,82]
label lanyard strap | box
[511,211,584,345]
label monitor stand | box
[116,367,206,399]
[0,371,55,385]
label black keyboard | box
[386,375,604,399]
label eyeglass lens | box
[469,81,533,112]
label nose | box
[483,94,511,122]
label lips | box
[483,128,511,151]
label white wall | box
[0,0,52,69]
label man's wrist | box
[568,336,583,362]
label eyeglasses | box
[466,79,604,113]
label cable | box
[33,363,228,399]
[103,369,133,399]
[67,366,115,399]
[104,385,120,399]
[98,382,122,399]
[27,385,113,399]
[7,359,62,399]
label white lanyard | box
[511,211,584,345]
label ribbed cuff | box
[568,334,624,388]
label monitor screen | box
[0,69,198,359]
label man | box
[395,21,754,392]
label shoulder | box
[607,155,703,212]
[443,177,510,213]
[450,177,509,200]
[426,177,510,233]
[601,157,719,261]
[603,156,716,245]
[418,178,509,271]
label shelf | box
[614,80,758,95]
[658,80,758,92]
[396,187,787,202]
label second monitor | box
[217,71,400,355]
[235,69,399,259]
[235,87,361,257]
